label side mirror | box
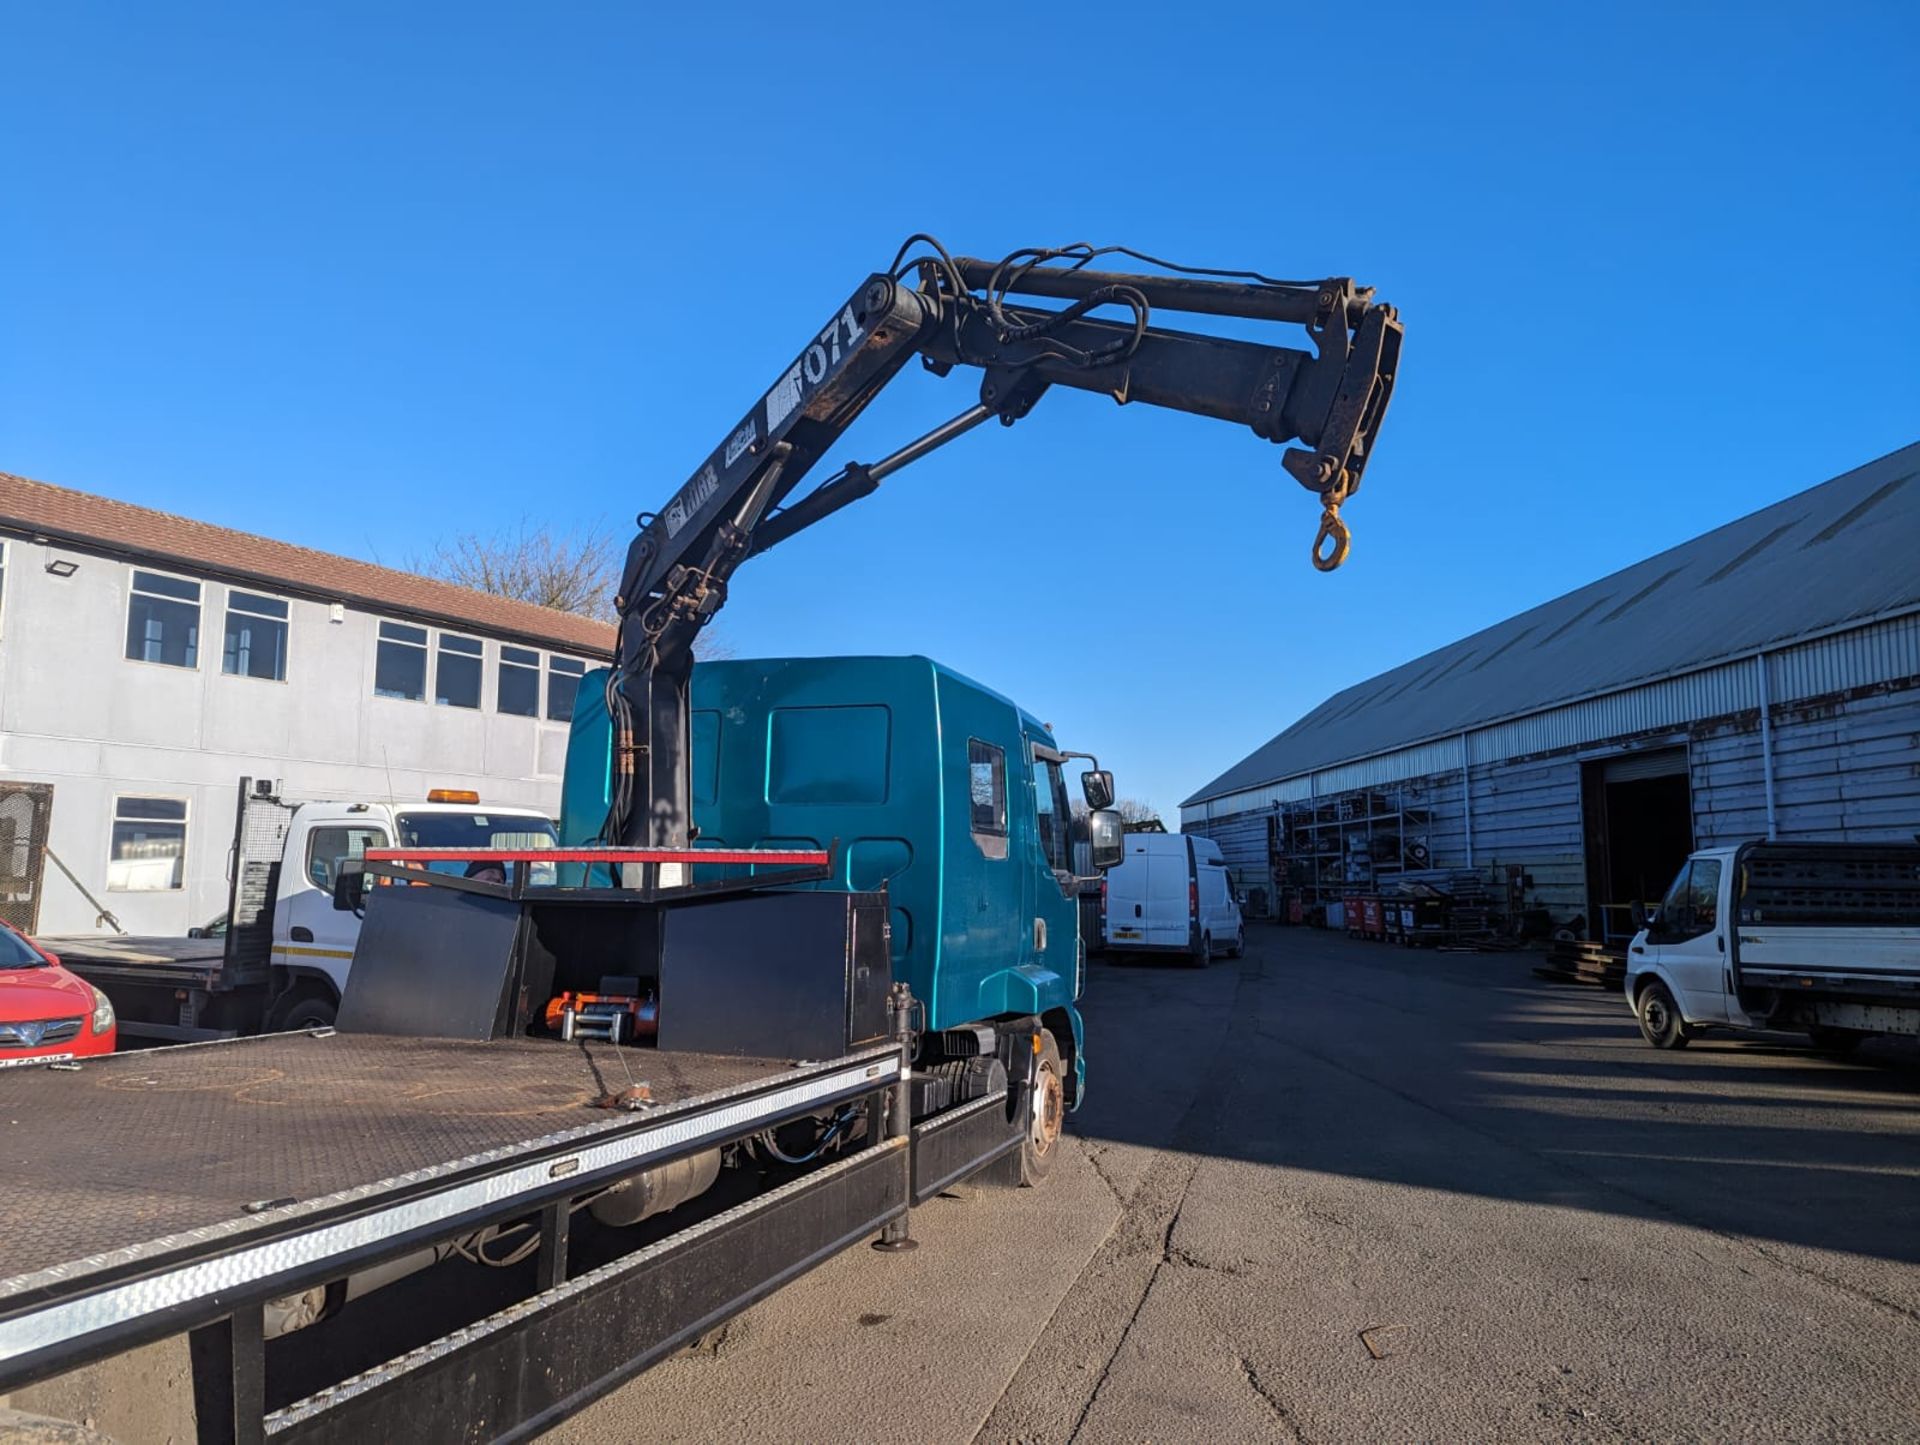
[1080,769,1115,813]
[332,860,368,912]
[1089,808,1125,871]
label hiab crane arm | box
[605,238,1402,857]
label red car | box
[0,921,116,1069]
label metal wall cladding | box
[1769,612,1920,703]
[1467,662,1756,766]
[1188,811,1269,878]
[1186,443,1920,811]
[1186,612,1920,829]
[1195,683,1920,925]
[1700,694,1914,844]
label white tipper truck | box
[1625,841,1920,1054]
[42,776,557,1039]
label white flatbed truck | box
[1625,841,1920,1052]
[42,778,556,1040]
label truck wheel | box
[1808,1026,1866,1057]
[1636,981,1690,1050]
[279,996,337,1032]
[1188,934,1210,969]
[1017,1030,1065,1187]
[1226,926,1245,960]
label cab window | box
[1654,858,1721,941]
[967,739,1007,860]
[1687,858,1722,929]
[307,825,388,892]
[1029,751,1071,875]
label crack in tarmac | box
[1055,964,1253,1443]
[1061,1152,1204,1443]
[1078,1143,1129,1208]
[1237,1354,1309,1443]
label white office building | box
[0,472,612,936]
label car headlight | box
[90,985,115,1036]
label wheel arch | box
[1041,1005,1083,1110]
[268,965,343,1028]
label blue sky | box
[3,3,1915,820]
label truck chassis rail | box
[269,1141,907,1443]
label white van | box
[1101,832,1244,965]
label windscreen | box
[0,929,49,968]
[396,812,560,887]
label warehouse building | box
[1182,442,1920,944]
[0,472,611,937]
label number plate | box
[1113,928,1142,940]
[0,1052,75,1070]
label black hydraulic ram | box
[603,237,1401,856]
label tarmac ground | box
[557,924,1920,1444]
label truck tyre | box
[1188,934,1210,969]
[1636,980,1690,1049]
[1226,926,1245,960]
[1017,1030,1065,1187]
[1808,1026,1866,1057]
[278,995,338,1032]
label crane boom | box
[604,239,1403,858]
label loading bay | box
[553,928,1920,1443]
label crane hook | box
[1311,506,1350,571]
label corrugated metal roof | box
[1185,442,1920,806]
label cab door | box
[1645,857,1729,1024]
[276,809,389,988]
[1024,742,1080,992]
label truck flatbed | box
[40,933,227,977]
[0,1029,912,1424]
[0,1031,819,1279]
[45,932,270,1041]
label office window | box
[498,644,540,716]
[374,621,429,700]
[108,796,187,890]
[125,570,201,668]
[436,633,483,709]
[222,590,289,681]
[547,656,587,722]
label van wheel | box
[1636,981,1690,1049]
[1189,934,1210,969]
[277,995,338,1032]
[1226,927,1245,960]
[1017,1030,1065,1187]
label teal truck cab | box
[561,655,1098,1114]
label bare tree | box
[414,521,737,659]
[1071,797,1166,832]
[414,521,618,619]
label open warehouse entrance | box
[1581,748,1693,945]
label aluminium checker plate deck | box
[0,1030,902,1386]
